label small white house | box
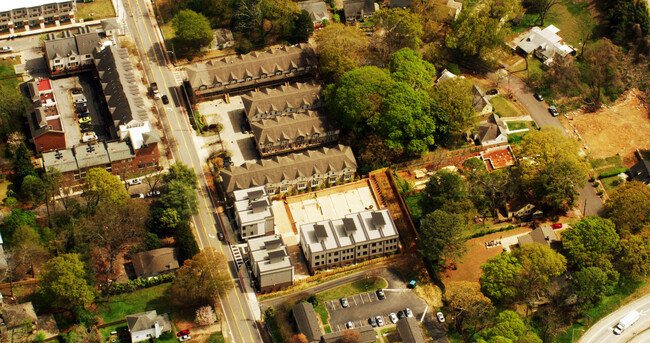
[126,311,171,342]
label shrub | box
[265,306,276,319]
[105,274,175,295]
[333,13,340,23]
[597,191,604,196]
[33,332,46,343]
[159,332,175,340]
[598,168,629,179]
[447,63,460,75]
[307,294,319,306]
[196,306,217,326]
[589,176,596,182]
[593,181,600,187]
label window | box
[344,174,352,180]
[55,59,60,63]
[297,182,306,190]
[246,77,252,81]
[215,83,221,87]
[268,188,276,195]
[261,74,267,79]
[280,186,288,193]
[275,71,282,76]
[290,68,297,73]
[311,180,319,187]
[371,249,376,254]
[329,177,336,183]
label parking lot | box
[327,289,428,332]
[51,73,110,147]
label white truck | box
[613,310,640,335]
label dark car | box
[77,112,90,119]
[486,89,498,95]
[376,289,386,300]
[548,106,559,117]
[222,156,233,167]
[71,88,83,95]
[161,94,169,104]
[368,316,377,327]
[217,232,225,241]
[397,311,406,319]
[241,124,248,134]
[534,92,544,101]
[75,103,87,112]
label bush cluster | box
[104,274,175,295]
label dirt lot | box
[562,89,650,164]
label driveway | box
[489,70,604,217]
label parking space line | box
[352,296,357,306]
[360,294,365,304]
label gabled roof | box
[297,0,330,23]
[131,247,179,277]
[44,36,77,60]
[630,160,650,185]
[472,84,490,112]
[250,111,335,145]
[343,0,376,17]
[476,114,507,144]
[321,326,376,343]
[186,44,316,90]
[242,81,322,119]
[292,302,322,343]
[1,302,37,329]
[101,18,120,31]
[220,145,357,193]
[126,311,171,333]
[396,317,425,343]
[517,226,558,247]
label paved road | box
[489,71,603,217]
[119,1,261,342]
[580,294,650,343]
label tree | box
[522,0,559,26]
[315,24,368,82]
[420,169,467,213]
[1,209,37,246]
[172,248,233,304]
[195,305,217,326]
[20,175,46,207]
[185,0,235,26]
[161,180,199,221]
[480,253,522,303]
[232,0,300,43]
[83,168,129,208]
[174,221,200,262]
[371,8,423,61]
[150,207,181,237]
[340,329,362,343]
[445,281,494,342]
[581,39,623,111]
[429,77,476,133]
[64,324,102,343]
[143,170,163,193]
[388,48,436,90]
[288,10,314,44]
[290,334,309,343]
[82,201,147,284]
[37,254,95,311]
[164,162,198,189]
[418,210,467,269]
[477,311,542,343]
[511,243,566,313]
[516,128,586,211]
[446,9,503,59]
[466,168,512,217]
[42,168,63,218]
[10,225,49,279]
[172,10,214,52]
[603,0,650,46]
[561,217,619,269]
[544,55,583,98]
[571,266,616,308]
[604,181,650,236]
[12,143,36,193]
[616,235,650,279]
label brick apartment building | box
[25,78,66,153]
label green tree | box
[581,39,623,110]
[12,143,36,193]
[445,281,494,342]
[466,168,512,217]
[604,181,650,236]
[604,0,650,46]
[186,0,234,26]
[174,221,200,262]
[477,311,542,343]
[617,235,650,279]
[371,8,423,61]
[561,217,619,269]
[288,10,314,44]
[315,24,369,82]
[161,180,198,221]
[512,243,566,313]
[516,128,586,211]
[418,210,468,269]
[10,225,49,279]
[172,248,233,304]
[571,266,617,308]
[20,175,46,207]
[445,9,503,59]
[429,77,476,133]
[42,168,63,218]
[37,254,95,310]
[83,168,129,208]
[420,169,467,213]
[172,9,214,52]
[522,0,559,26]
[388,48,436,90]
[480,253,522,303]
[1,209,37,246]
[232,0,300,43]
[150,207,181,237]
[164,162,198,189]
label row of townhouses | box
[0,0,75,32]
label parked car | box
[82,132,97,142]
[552,223,563,229]
[75,103,87,113]
[376,316,384,327]
[177,330,190,337]
[405,308,413,318]
[217,232,225,241]
[78,116,91,124]
[548,106,559,117]
[146,190,161,197]
[534,92,544,101]
[128,178,142,185]
[71,88,83,95]
[77,112,90,119]
[0,46,13,53]
[162,94,169,104]
[241,124,248,134]
[368,316,377,327]
[345,321,354,329]
[130,193,145,199]
[73,97,87,104]
[222,156,233,167]
[179,335,191,342]
[389,313,398,324]
[376,289,386,300]
[436,312,446,323]
[486,89,498,95]
[397,311,406,320]
[340,297,349,308]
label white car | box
[436,311,445,323]
[179,335,191,342]
[376,315,384,327]
[82,132,97,142]
[0,46,12,53]
[389,312,398,324]
[405,308,413,318]
[345,321,354,329]
[128,178,142,185]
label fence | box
[291,255,395,287]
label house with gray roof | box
[243,81,323,121]
[247,235,294,292]
[397,317,425,343]
[517,226,559,247]
[630,159,650,185]
[292,302,322,343]
[74,143,110,171]
[474,114,507,146]
[101,18,122,37]
[131,248,179,278]
[126,311,171,343]
[42,149,78,182]
[472,84,492,115]
[185,43,317,99]
[44,27,101,75]
[233,186,275,240]
[213,28,234,49]
[343,0,377,22]
[220,144,357,195]
[320,326,376,343]
[298,0,330,26]
[0,0,75,33]
[299,209,400,274]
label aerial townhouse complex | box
[299,209,400,274]
[44,27,101,76]
[246,235,294,292]
[185,43,317,99]
[233,186,275,240]
[0,0,75,32]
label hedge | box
[470,224,518,239]
[104,273,175,295]
[598,168,629,179]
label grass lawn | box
[600,176,623,194]
[589,155,624,169]
[313,277,388,325]
[491,96,523,117]
[506,121,528,131]
[160,23,176,41]
[76,0,116,21]
[507,131,528,145]
[96,284,174,323]
[404,192,424,223]
[207,332,225,343]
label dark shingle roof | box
[396,317,425,343]
[630,160,650,185]
[131,247,179,277]
[293,302,322,343]
[320,326,376,343]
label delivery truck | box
[613,310,640,335]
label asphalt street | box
[489,71,604,217]
[580,294,650,343]
[119,0,262,342]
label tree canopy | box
[164,162,198,189]
[37,254,95,311]
[445,7,504,60]
[315,24,369,82]
[604,181,650,236]
[616,235,650,279]
[83,168,129,208]
[418,210,468,269]
[429,77,476,134]
[420,169,467,213]
[371,8,424,61]
[480,253,522,303]
[172,248,233,304]
[161,179,199,221]
[571,266,617,308]
[476,311,542,343]
[561,217,619,269]
[388,48,436,90]
[445,281,494,342]
[172,9,214,52]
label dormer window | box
[275,71,282,76]
[290,68,297,73]
[246,77,252,81]
[215,83,221,87]
[261,74,267,78]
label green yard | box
[506,121,528,131]
[491,96,524,118]
[76,0,116,21]
[404,192,425,223]
[589,155,624,169]
[600,176,624,194]
[507,131,528,145]
[96,284,174,323]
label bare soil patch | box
[562,89,650,165]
